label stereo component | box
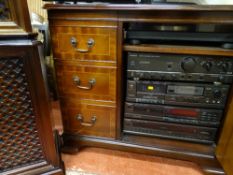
[124,51,232,144]
[127,52,233,83]
[124,118,217,144]
[126,80,230,108]
[125,102,223,127]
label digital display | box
[147,85,154,91]
[167,85,204,96]
[168,109,198,118]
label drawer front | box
[51,26,117,62]
[60,98,116,138]
[55,61,116,102]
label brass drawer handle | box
[73,76,96,90]
[70,37,95,53]
[76,114,97,127]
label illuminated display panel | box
[168,109,198,117]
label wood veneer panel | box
[48,11,117,21]
[51,25,117,62]
[60,98,116,138]
[55,60,117,102]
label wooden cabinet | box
[45,3,233,175]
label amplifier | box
[127,52,233,84]
[127,80,230,108]
[124,118,217,144]
[125,102,223,127]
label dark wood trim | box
[62,134,224,175]
[44,4,233,11]
[27,42,62,167]
[44,4,233,24]
[216,87,233,174]
[116,21,124,139]
[2,161,55,175]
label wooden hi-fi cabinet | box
[0,0,64,174]
[44,3,233,175]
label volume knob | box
[181,57,196,72]
[213,89,222,98]
[221,62,230,72]
[201,61,212,71]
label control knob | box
[181,57,196,71]
[221,62,230,72]
[218,75,225,82]
[213,89,222,98]
[201,61,212,71]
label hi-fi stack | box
[124,52,233,144]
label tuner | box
[181,57,196,71]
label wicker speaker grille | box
[0,58,45,173]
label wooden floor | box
[52,101,204,175]
[62,147,203,175]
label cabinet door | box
[216,88,233,175]
[0,41,64,175]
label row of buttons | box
[205,99,221,104]
[201,117,219,121]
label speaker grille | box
[0,58,45,172]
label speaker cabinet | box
[0,41,64,174]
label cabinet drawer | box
[51,26,117,62]
[60,98,116,138]
[55,61,116,102]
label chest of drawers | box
[50,16,118,139]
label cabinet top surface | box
[44,3,233,11]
